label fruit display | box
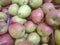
[0,0,60,45]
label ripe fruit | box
[24,21,37,33]
[31,8,44,24]
[0,12,7,21]
[55,30,60,45]
[41,36,49,43]
[37,23,53,36]
[18,0,28,5]
[53,0,60,4]
[15,38,25,45]
[8,4,19,16]
[9,23,25,38]
[0,21,8,35]
[29,0,43,8]
[0,0,11,6]
[46,10,60,27]
[0,34,14,45]
[15,40,34,45]
[27,32,40,44]
[18,5,31,18]
[12,0,18,4]
[42,3,55,14]
[43,0,52,3]
[11,16,27,24]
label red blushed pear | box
[31,8,44,24]
[15,40,34,45]
[46,9,60,27]
[24,21,37,33]
[37,23,53,36]
[0,34,14,45]
[42,3,55,14]
[9,23,25,39]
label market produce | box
[55,29,60,45]
[18,5,31,18]
[18,0,28,5]
[9,23,25,38]
[0,12,7,21]
[29,0,43,8]
[24,21,37,33]
[37,23,53,36]
[0,0,59,45]
[8,4,19,16]
[11,16,27,24]
[0,21,8,35]
[31,8,44,24]
[15,40,34,45]
[0,34,14,45]
[27,32,40,44]
[46,10,60,27]
[42,3,55,14]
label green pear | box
[18,5,31,18]
[8,4,19,16]
[29,0,43,8]
[27,32,40,44]
[11,16,27,24]
[0,12,7,21]
[18,0,28,5]
[55,30,60,45]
